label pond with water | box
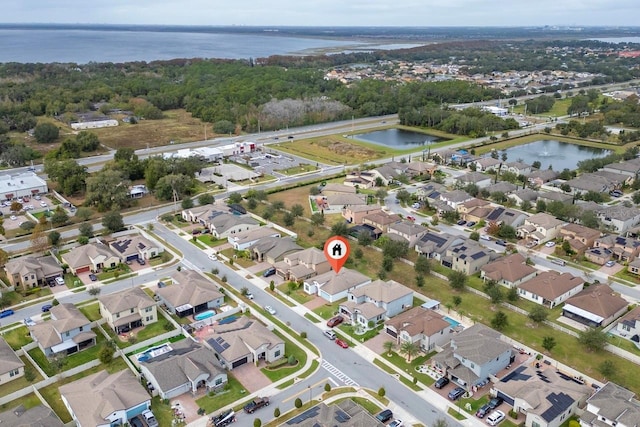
[501,140,612,171]
[353,129,446,149]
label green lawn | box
[338,323,383,343]
[277,283,315,304]
[0,393,42,411]
[195,375,248,414]
[97,264,132,281]
[382,351,435,386]
[197,234,226,247]
[2,325,33,349]
[347,397,382,415]
[78,302,102,321]
[261,329,308,382]
[0,357,43,398]
[275,164,320,175]
[136,316,175,341]
[151,396,176,427]
[312,298,345,320]
[1,288,52,306]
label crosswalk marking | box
[321,360,359,387]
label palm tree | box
[400,341,420,362]
[383,340,395,356]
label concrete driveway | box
[230,362,273,393]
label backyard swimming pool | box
[136,343,172,363]
[444,316,461,328]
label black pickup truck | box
[243,397,270,414]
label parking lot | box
[1,194,58,230]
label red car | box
[407,216,416,221]
[335,339,349,348]
[327,316,344,328]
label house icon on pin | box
[332,243,342,257]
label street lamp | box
[308,385,312,404]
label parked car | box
[0,309,14,318]
[327,316,344,328]
[496,240,507,246]
[407,216,416,221]
[457,219,467,226]
[412,202,421,209]
[448,387,465,400]
[375,409,393,424]
[488,397,504,409]
[551,258,566,266]
[243,397,270,414]
[141,410,158,427]
[388,420,404,427]
[486,410,506,426]
[211,409,236,427]
[264,305,277,315]
[605,260,616,267]
[23,317,36,326]
[245,291,254,300]
[39,201,47,207]
[89,273,98,281]
[41,304,53,312]
[476,403,492,418]
[434,376,450,389]
[208,253,218,261]
[466,221,476,227]
[323,329,336,340]
[129,417,144,427]
[480,235,491,241]
[609,190,623,198]
[545,241,556,248]
[335,339,349,348]
[55,277,65,286]
[263,267,276,277]
[136,258,146,265]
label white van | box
[323,330,336,340]
[551,259,566,266]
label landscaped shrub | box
[378,387,386,397]
[288,355,297,365]
[294,398,302,408]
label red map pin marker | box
[323,235,350,274]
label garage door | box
[126,254,139,262]
[76,266,90,274]
[385,327,397,338]
[232,357,248,369]
[496,390,514,407]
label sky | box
[2,0,639,27]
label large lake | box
[353,129,446,149]
[501,140,612,171]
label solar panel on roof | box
[487,207,504,221]
[541,393,574,422]
[471,252,486,260]
[334,410,350,423]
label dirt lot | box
[273,135,391,166]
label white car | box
[10,215,16,220]
[39,201,47,207]
[245,292,254,300]
[264,305,277,315]
[389,420,404,427]
[412,202,421,209]
[486,410,505,426]
[208,253,218,261]
[23,317,36,326]
[545,241,556,248]
[605,260,616,267]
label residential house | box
[448,242,494,274]
[415,231,464,261]
[592,169,633,187]
[480,253,537,288]
[339,280,413,326]
[508,188,539,207]
[596,205,640,234]
[565,173,617,195]
[493,364,591,427]
[4,254,62,290]
[432,324,513,390]
[528,169,559,187]
[289,400,385,427]
[456,171,493,189]
[387,221,428,245]
[362,211,401,233]
[602,157,640,178]
[321,183,357,196]
[517,212,564,244]
[348,223,382,240]
[559,223,601,254]
[156,270,224,318]
[344,171,375,189]
[580,382,640,427]
[536,191,573,205]
[109,234,163,263]
[324,193,368,209]
[303,268,371,303]
[227,226,281,251]
[60,369,151,427]
[486,206,528,228]
[562,284,628,328]
[615,305,640,342]
[140,339,227,399]
[369,165,400,186]
[98,287,157,334]
[628,258,640,275]
[594,234,640,263]
[205,211,260,239]
[249,237,303,264]
[584,247,614,265]
[471,157,502,172]
[181,204,218,223]
[0,337,24,384]
[486,181,519,196]
[384,307,452,352]
[405,161,438,177]
[274,247,331,282]
[0,405,64,427]
[504,161,532,176]
[29,303,95,357]
[62,243,120,274]
[518,272,584,308]
[457,198,491,220]
[206,317,284,370]
[342,204,383,224]
[438,190,473,210]
[415,183,446,202]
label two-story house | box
[386,221,428,245]
[227,226,281,251]
[384,307,452,352]
[517,212,564,244]
[62,243,120,274]
[580,382,640,427]
[596,205,640,234]
[615,305,640,342]
[439,190,474,208]
[156,270,224,318]
[303,268,371,303]
[98,287,157,334]
[339,279,413,327]
[593,234,640,263]
[362,211,401,233]
[480,253,537,288]
[559,223,601,254]
[448,242,495,275]
[455,172,493,189]
[0,337,24,385]
[486,207,528,228]
[60,369,151,427]
[518,272,585,308]
[432,324,513,390]
[470,157,502,173]
[206,317,284,370]
[249,236,303,264]
[140,340,227,399]
[273,247,331,282]
[29,303,95,357]
[4,254,62,290]
[205,210,260,239]
[414,232,464,261]
[342,204,383,224]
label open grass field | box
[90,109,212,150]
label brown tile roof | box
[98,287,155,315]
[481,253,537,283]
[0,337,23,375]
[349,279,412,304]
[519,272,584,301]
[565,284,628,318]
[385,307,450,337]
